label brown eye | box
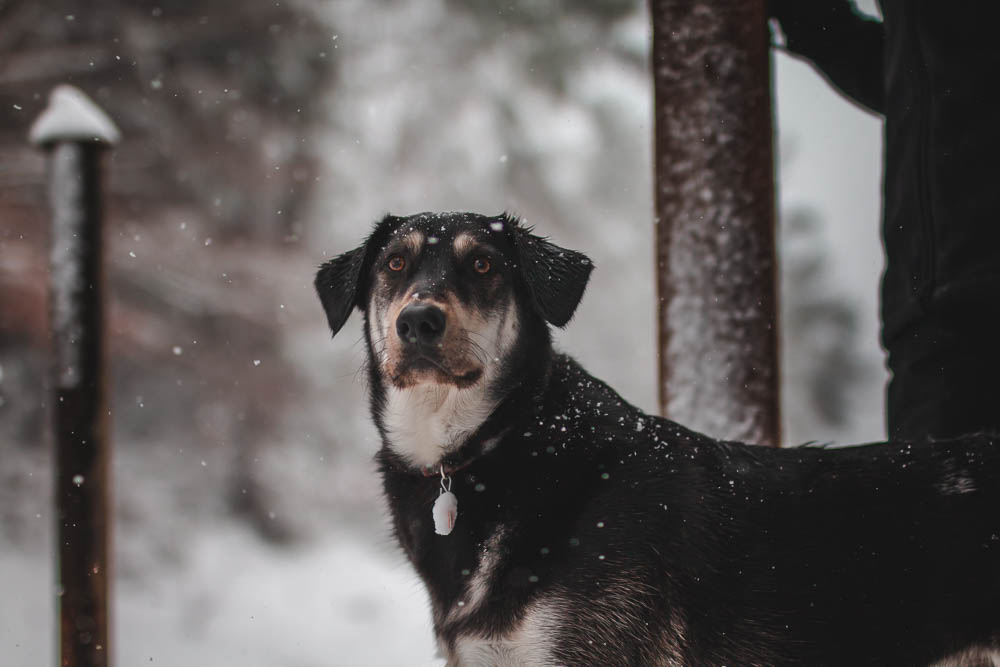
[387,255,405,272]
[473,257,491,274]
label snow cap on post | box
[29,85,121,147]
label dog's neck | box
[380,382,500,470]
[374,355,551,473]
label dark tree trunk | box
[649,0,780,446]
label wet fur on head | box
[314,212,592,338]
[314,212,592,468]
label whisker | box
[457,330,492,366]
[466,344,490,366]
[465,331,494,347]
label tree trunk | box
[649,0,780,446]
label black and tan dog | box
[315,212,1000,666]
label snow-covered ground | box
[1,1,888,664]
[3,527,439,666]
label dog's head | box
[315,212,592,466]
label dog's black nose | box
[396,303,446,346]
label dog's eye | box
[387,255,406,272]
[473,257,491,274]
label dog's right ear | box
[314,245,367,338]
[315,215,401,337]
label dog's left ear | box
[314,244,367,338]
[513,225,594,327]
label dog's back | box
[384,353,1000,665]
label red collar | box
[417,429,509,477]
[420,457,475,477]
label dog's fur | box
[316,212,1000,666]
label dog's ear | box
[315,245,367,338]
[512,222,594,328]
[315,216,400,337]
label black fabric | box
[770,0,884,114]
[771,1,1000,440]
[887,316,1000,442]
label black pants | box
[887,294,1000,441]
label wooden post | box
[30,85,120,667]
[649,0,780,446]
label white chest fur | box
[447,602,556,667]
[382,383,496,469]
[449,635,553,667]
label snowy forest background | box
[0,0,883,664]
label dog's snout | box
[396,303,446,346]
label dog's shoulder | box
[538,352,746,473]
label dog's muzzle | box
[396,303,446,348]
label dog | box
[315,211,1000,666]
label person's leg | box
[887,299,1000,440]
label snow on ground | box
[0,544,52,664]
[115,528,439,667]
[2,528,440,667]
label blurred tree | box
[780,206,864,437]
[0,0,334,542]
[447,0,640,92]
[0,0,331,238]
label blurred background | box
[0,0,883,664]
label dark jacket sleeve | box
[770,0,884,115]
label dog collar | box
[422,430,508,536]
[420,458,474,477]
[422,445,482,536]
[419,428,508,478]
